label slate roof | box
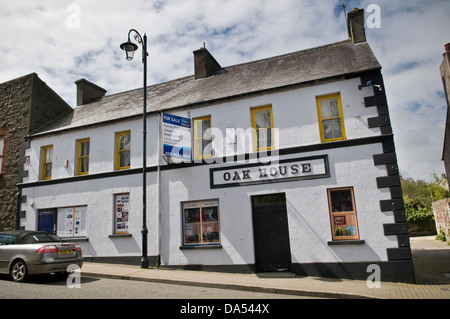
[35,39,381,136]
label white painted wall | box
[20,76,395,266]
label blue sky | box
[0,0,449,181]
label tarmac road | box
[0,274,323,299]
[410,235,450,284]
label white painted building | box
[18,10,415,282]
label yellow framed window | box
[41,145,53,180]
[76,138,90,175]
[327,187,360,241]
[194,116,213,160]
[316,93,346,142]
[251,105,274,151]
[116,131,131,170]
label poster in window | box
[115,194,129,233]
[183,200,220,246]
[57,206,87,238]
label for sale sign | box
[162,113,192,162]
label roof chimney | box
[75,78,107,106]
[443,43,450,57]
[347,8,366,44]
[193,46,222,79]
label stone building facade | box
[0,73,72,230]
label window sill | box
[327,239,365,246]
[109,234,132,238]
[61,237,89,242]
[180,245,222,250]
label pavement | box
[81,236,450,299]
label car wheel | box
[10,260,28,282]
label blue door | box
[38,209,57,233]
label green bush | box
[436,229,447,242]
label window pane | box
[330,189,354,212]
[321,99,331,119]
[255,111,263,129]
[332,213,357,237]
[44,163,52,178]
[80,158,89,173]
[202,138,212,157]
[184,208,201,244]
[322,120,333,140]
[81,141,89,156]
[45,148,53,162]
[263,110,271,127]
[331,119,342,138]
[257,129,267,149]
[202,207,219,243]
[120,151,130,168]
[0,137,4,156]
[120,134,130,151]
[329,98,340,117]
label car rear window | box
[20,233,62,244]
[32,233,61,242]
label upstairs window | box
[251,105,274,152]
[316,94,346,142]
[116,131,131,170]
[41,145,53,180]
[77,138,90,175]
[194,116,213,160]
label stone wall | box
[0,74,33,230]
[0,73,72,230]
[432,198,450,243]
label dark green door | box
[251,193,291,272]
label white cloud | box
[0,0,449,181]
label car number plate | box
[58,249,73,255]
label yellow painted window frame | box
[327,187,360,241]
[76,138,90,176]
[115,131,131,170]
[41,145,53,180]
[251,105,274,152]
[316,93,346,142]
[193,116,213,160]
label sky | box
[0,0,449,182]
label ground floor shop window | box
[183,200,220,246]
[327,187,359,240]
[114,193,130,234]
[57,206,87,238]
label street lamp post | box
[120,29,149,268]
